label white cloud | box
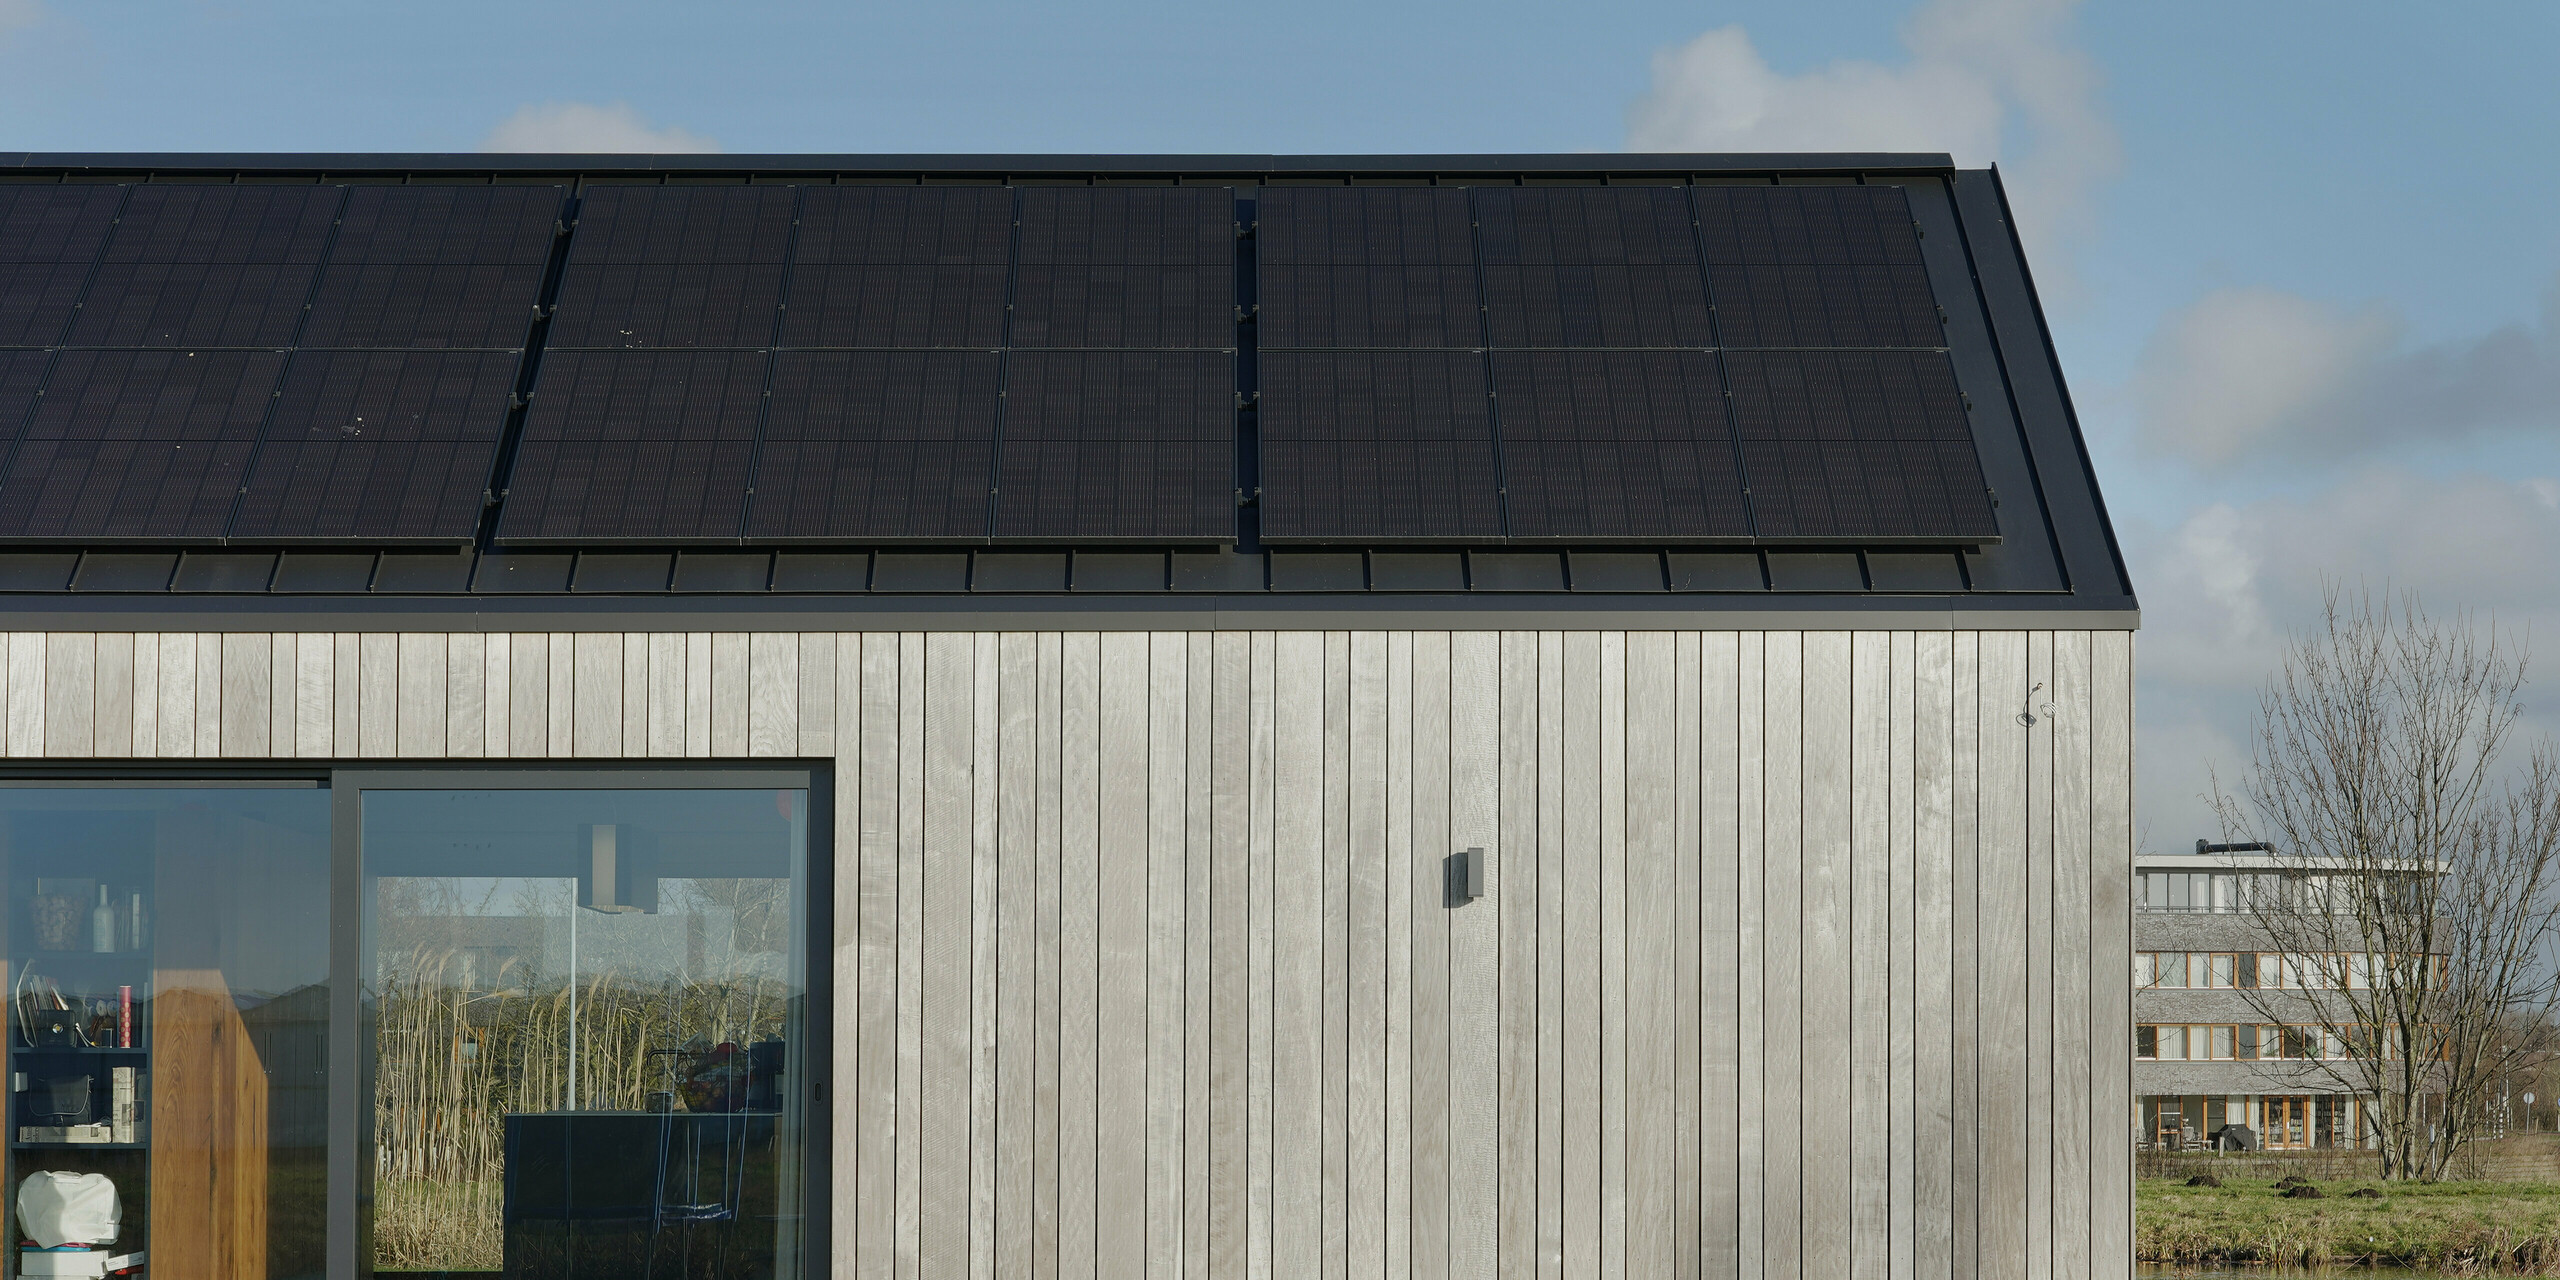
[480,102,719,154]
[1625,0,2119,296]
[2134,275,2560,466]
[2131,466,2560,847]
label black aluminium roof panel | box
[0,348,281,540]
[1475,186,1712,349]
[993,350,1233,541]
[1009,186,1234,349]
[232,350,520,541]
[499,348,768,542]
[747,350,1001,541]
[1255,186,1478,349]
[299,185,562,349]
[1259,350,1502,542]
[0,185,122,347]
[1491,350,1748,541]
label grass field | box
[2140,1176,2560,1273]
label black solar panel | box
[1255,187,1479,349]
[1009,187,1232,349]
[0,349,283,540]
[231,350,520,541]
[1474,186,1709,348]
[497,349,768,542]
[546,185,793,349]
[991,351,1232,540]
[747,351,1001,540]
[1258,351,1501,541]
[781,186,1011,347]
[1695,186,1940,348]
[301,186,563,349]
[66,185,338,348]
[1491,350,1747,540]
[0,186,122,347]
[1722,349,1995,540]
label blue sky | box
[6,0,2557,844]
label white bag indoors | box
[15,1171,119,1248]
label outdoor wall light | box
[1447,847,1486,905]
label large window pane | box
[363,787,809,1278]
[4,785,331,1280]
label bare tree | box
[2213,587,2560,1180]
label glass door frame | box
[327,766,833,1280]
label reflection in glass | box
[364,789,807,1278]
[2,786,332,1280]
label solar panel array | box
[499,183,1239,544]
[0,182,560,542]
[0,175,2001,551]
[1257,182,1998,544]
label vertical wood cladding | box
[5,626,2135,1279]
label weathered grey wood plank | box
[394,633,445,758]
[1247,630,1278,1280]
[972,634,1000,1278]
[855,634,898,1280]
[1673,631,1702,1280]
[1095,631,1149,1276]
[1409,630,1450,1280]
[1761,632,1803,1279]
[896,633,925,1278]
[222,632,271,757]
[43,632,92,757]
[1600,632,1629,1277]
[1701,632,1742,1276]
[445,632,485,759]
[1912,632,1956,1280]
[293,633,332,758]
[920,633,972,1279]
[1559,630,1600,1280]
[193,632,220,757]
[481,628,509,757]
[1800,631,1853,1280]
[647,633,686,757]
[4,633,40,757]
[1145,634,1188,1280]
[1272,629,1326,1280]
[1948,631,1981,1280]
[1850,631,1893,1280]
[1320,631,1348,1280]
[750,630,799,757]
[544,633,573,759]
[129,634,158,758]
[1737,630,1765,1280]
[1386,630,1416,1280]
[94,633,133,758]
[620,633,649,757]
[355,633,395,756]
[269,633,296,757]
[2051,632,2093,1280]
[1497,630,1539,1280]
[1059,632,1100,1280]
[1211,631,1252,1280]
[1446,630,1500,1280]
[802,632,837,756]
[2025,630,2054,1280]
[711,632,750,757]
[1032,631,1064,1280]
[685,633,714,757]
[1624,631,1678,1280]
[997,633,1037,1280]
[571,632,620,757]
[829,633,861,1280]
[504,635,545,757]
[156,633,195,758]
[1183,632,1212,1280]
[1888,631,1918,1280]
[1535,631,1565,1280]
[333,633,359,759]
[2088,631,2134,1280]
[1973,631,2029,1280]
[1346,631,1389,1280]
